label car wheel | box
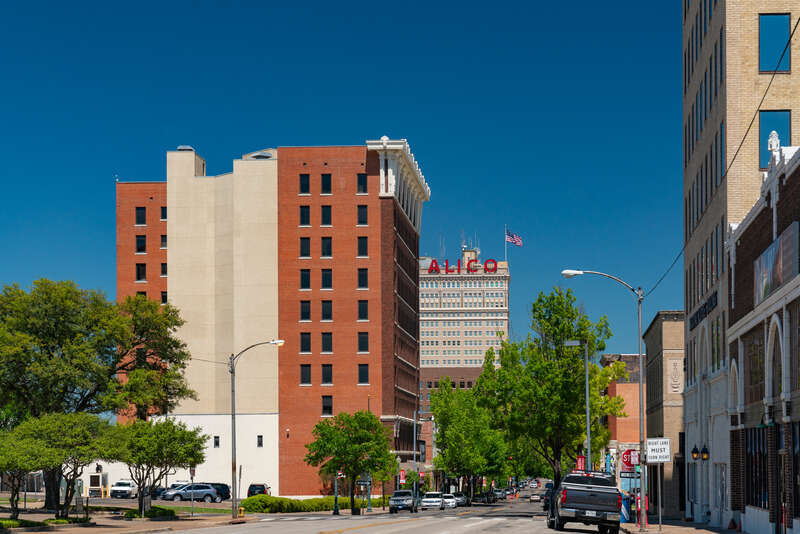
[173,495,182,501]
[214,496,222,503]
[203,495,212,503]
[607,528,619,534]
[554,515,565,531]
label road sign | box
[189,467,195,478]
[646,438,671,463]
[399,469,406,484]
[419,471,425,480]
[577,455,586,471]
[621,449,635,471]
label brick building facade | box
[727,136,800,534]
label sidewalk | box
[622,518,732,534]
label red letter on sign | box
[484,259,498,273]
[428,259,440,274]
[457,259,462,273]
[467,260,479,273]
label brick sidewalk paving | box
[622,518,732,534]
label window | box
[357,236,368,257]
[160,206,167,220]
[759,14,790,72]
[136,291,146,297]
[357,173,367,193]
[257,435,263,447]
[321,300,332,321]
[358,268,368,289]
[300,333,311,353]
[299,205,310,226]
[299,174,310,194]
[136,263,146,282]
[213,436,220,448]
[300,364,311,385]
[321,269,332,289]
[321,173,331,194]
[160,235,167,249]
[357,205,368,225]
[300,301,311,321]
[136,235,146,253]
[322,395,333,416]
[358,364,369,384]
[358,300,368,320]
[321,332,333,353]
[322,364,332,384]
[161,291,167,304]
[161,263,167,277]
[300,269,311,289]
[759,110,791,168]
[358,332,369,352]
[135,206,146,225]
[300,237,311,258]
[321,237,332,257]
[321,205,331,226]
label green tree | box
[114,295,195,421]
[304,411,394,515]
[475,287,626,488]
[430,377,506,498]
[372,454,398,510]
[14,413,115,519]
[0,281,195,508]
[0,428,58,519]
[111,418,207,515]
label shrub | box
[240,494,390,514]
[123,506,177,519]
[44,517,90,525]
[0,519,45,528]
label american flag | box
[505,229,523,246]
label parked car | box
[530,492,542,502]
[110,480,138,499]
[203,483,230,500]
[548,473,621,534]
[543,487,554,511]
[388,490,418,513]
[148,486,167,500]
[168,481,189,490]
[442,494,458,508]
[493,488,506,500]
[472,491,496,504]
[162,483,221,503]
[420,492,445,510]
[453,492,471,507]
[247,483,271,497]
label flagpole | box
[504,224,507,263]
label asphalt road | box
[168,491,569,534]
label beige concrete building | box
[682,1,800,527]
[644,311,686,520]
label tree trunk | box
[9,473,22,520]
[381,481,385,510]
[138,489,145,517]
[43,468,61,515]
[60,480,75,519]
[350,478,358,514]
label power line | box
[645,15,800,298]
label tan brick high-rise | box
[682,1,800,527]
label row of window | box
[136,290,168,305]
[299,205,368,226]
[299,236,368,258]
[421,291,505,298]
[299,363,369,385]
[135,263,168,281]
[299,331,370,353]
[135,234,167,253]
[420,320,504,327]
[420,280,505,288]
[421,359,484,366]
[299,268,368,289]
[685,311,725,385]
[421,330,503,337]
[683,0,719,93]
[299,173,368,195]
[685,30,723,166]
[420,311,506,318]
[424,380,473,389]
[422,301,506,309]
[300,300,368,322]
[686,220,724,311]
[685,123,725,239]
[134,206,167,225]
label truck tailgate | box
[561,483,619,512]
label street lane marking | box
[319,517,422,534]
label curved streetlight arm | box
[230,340,284,370]
[578,270,639,296]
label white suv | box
[110,480,138,499]
[421,492,445,510]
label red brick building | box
[116,138,430,497]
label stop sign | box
[420,471,425,480]
[622,449,634,470]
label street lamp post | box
[229,339,284,519]
[566,339,591,471]
[562,269,645,532]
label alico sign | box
[427,259,498,274]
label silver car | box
[162,483,221,503]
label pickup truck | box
[547,473,621,534]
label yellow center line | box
[319,516,422,534]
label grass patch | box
[123,506,176,519]
[44,517,91,524]
[0,518,46,528]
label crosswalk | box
[258,513,540,523]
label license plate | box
[585,510,597,517]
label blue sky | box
[0,1,682,354]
